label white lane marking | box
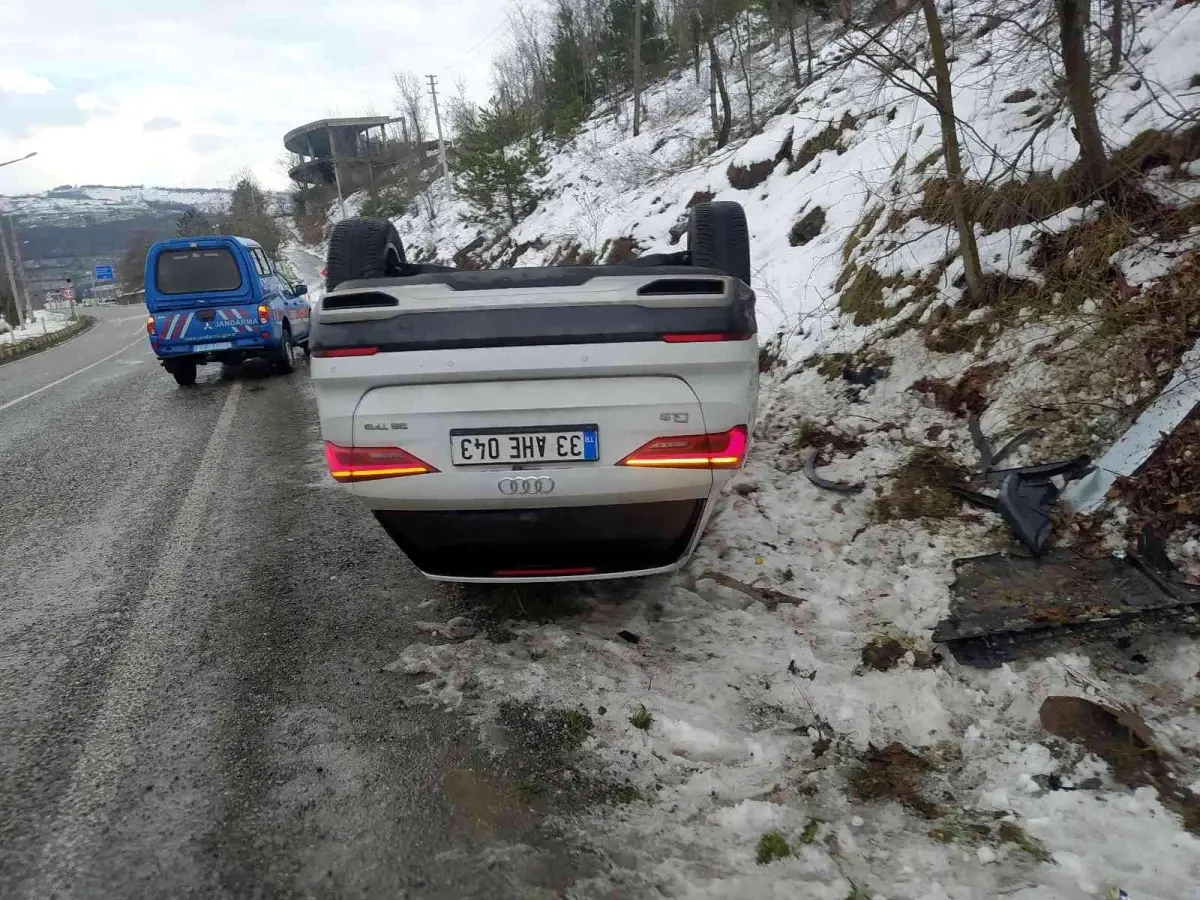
[0,332,147,414]
[29,382,244,898]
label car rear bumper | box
[372,498,709,582]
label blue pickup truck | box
[143,235,311,386]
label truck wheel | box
[170,361,197,387]
[688,201,752,287]
[325,217,407,290]
[275,325,295,374]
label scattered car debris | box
[802,448,865,494]
[616,630,641,645]
[933,549,1200,667]
[700,572,806,610]
[1062,337,1200,515]
[956,416,1094,553]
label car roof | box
[152,235,262,251]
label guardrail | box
[0,315,96,365]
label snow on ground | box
[397,329,1200,898]
[391,0,1200,359]
[0,309,73,345]
[297,0,1200,894]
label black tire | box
[275,325,294,374]
[688,201,752,287]
[170,361,197,387]
[325,217,407,290]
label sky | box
[0,0,508,194]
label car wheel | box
[324,217,407,291]
[688,201,752,287]
[276,326,294,374]
[170,361,197,387]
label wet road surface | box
[0,314,598,899]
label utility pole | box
[0,215,26,337]
[426,74,453,200]
[632,0,643,136]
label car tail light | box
[617,425,748,469]
[257,304,269,324]
[493,567,598,578]
[660,332,752,343]
[323,442,438,482]
[146,316,156,336]
[311,347,380,358]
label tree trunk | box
[920,0,985,308]
[1056,0,1109,195]
[736,12,755,132]
[633,0,643,136]
[771,0,783,50]
[804,10,814,83]
[692,17,701,83]
[785,10,802,86]
[1107,0,1123,75]
[705,25,732,148]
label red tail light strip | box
[323,442,437,482]
[660,332,752,343]
[617,425,748,469]
[312,347,380,358]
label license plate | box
[194,341,233,352]
[450,427,599,466]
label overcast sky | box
[0,0,506,194]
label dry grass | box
[909,361,1010,417]
[873,447,966,523]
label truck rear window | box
[155,248,243,295]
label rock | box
[1003,88,1037,103]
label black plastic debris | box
[616,630,641,645]
[961,416,1094,554]
[802,448,864,494]
[933,549,1200,667]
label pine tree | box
[176,208,215,237]
[455,103,548,227]
[219,176,282,256]
[596,0,671,92]
[544,1,595,139]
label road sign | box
[94,264,114,282]
[62,286,75,301]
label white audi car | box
[309,202,760,583]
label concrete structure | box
[285,116,442,196]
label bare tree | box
[633,0,644,135]
[1106,0,1123,76]
[730,8,756,132]
[695,9,732,147]
[394,70,427,146]
[1055,0,1108,195]
[920,0,985,306]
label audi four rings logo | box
[498,476,555,495]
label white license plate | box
[194,342,233,352]
[450,427,599,466]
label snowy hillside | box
[308,0,1200,895]
[0,184,233,226]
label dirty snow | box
[293,0,1200,895]
[0,309,72,344]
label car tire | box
[325,217,407,291]
[170,361,197,387]
[276,325,294,374]
[688,201,752,287]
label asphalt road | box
[0,309,598,899]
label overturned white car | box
[309,201,760,583]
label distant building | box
[284,116,443,197]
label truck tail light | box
[323,442,438,482]
[257,305,269,324]
[146,316,156,336]
[617,426,748,469]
